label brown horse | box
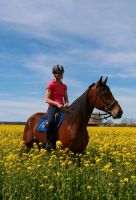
[21,77,123,154]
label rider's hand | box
[64,103,68,107]
[57,103,64,109]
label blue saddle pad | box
[37,112,64,133]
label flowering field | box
[0,125,136,200]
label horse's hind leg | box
[19,141,34,159]
[19,121,34,158]
[35,139,41,151]
[25,141,34,153]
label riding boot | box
[46,105,58,151]
[46,133,52,151]
[52,140,56,150]
[46,139,52,151]
[50,127,57,150]
[46,132,56,151]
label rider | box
[45,64,69,150]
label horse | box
[21,76,123,155]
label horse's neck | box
[81,101,94,126]
[67,89,94,128]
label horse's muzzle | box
[111,109,123,119]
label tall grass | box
[0,125,136,199]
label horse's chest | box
[69,129,88,141]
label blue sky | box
[0,0,136,122]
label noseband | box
[104,99,118,113]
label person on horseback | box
[45,64,69,150]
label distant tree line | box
[0,122,25,125]
[0,116,136,127]
[102,117,136,127]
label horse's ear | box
[96,76,102,87]
[103,76,108,85]
[99,76,103,83]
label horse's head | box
[89,76,123,119]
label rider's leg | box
[46,106,58,150]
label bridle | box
[92,85,118,120]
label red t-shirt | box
[46,79,67,106]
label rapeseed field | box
[0,125,136,200]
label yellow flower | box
[102,162,112,172]
[117,172,122,176]
[27,166,32,172]
[56,140,62,148]
[60,162,66,167]
[95,157,101,164]
[125,162,130,166]
[48,184,54,190]
[120,178,129,184]
[40,148,46,154]
[50,155,57,160]
[40,184,45,188]
[86,151,90,156]
[66,178,71,181]
[67,161,73,166]
[37,164,41,168]
[84,163,89,167]
[32,155,41,160]
[6,154,16,161]
[131,176,136,181]
[86,185,92,190]
[43,175,48,179]
[56,172,61,177]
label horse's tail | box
[23,113,46,152]
[19,118,33,158]
[23,116,34,143]
[20,115,36,155]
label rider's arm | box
[64,90,69,107]
[45,88,63,108]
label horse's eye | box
[102,92,108,98]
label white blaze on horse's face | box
[95,76,123,119]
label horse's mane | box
[64,83,95,127]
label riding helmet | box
[52,64,64,74]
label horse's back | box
[26,112,47,122]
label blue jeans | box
[46,106,59,141]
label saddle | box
[37,111,64,133]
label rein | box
[62,108,111,120]
[89,112,111,120]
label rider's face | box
[54,72,63,80]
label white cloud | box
[88,50,136,66]
[113,87,136,97]
[0,99,47,121]
[24,53,86,90]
